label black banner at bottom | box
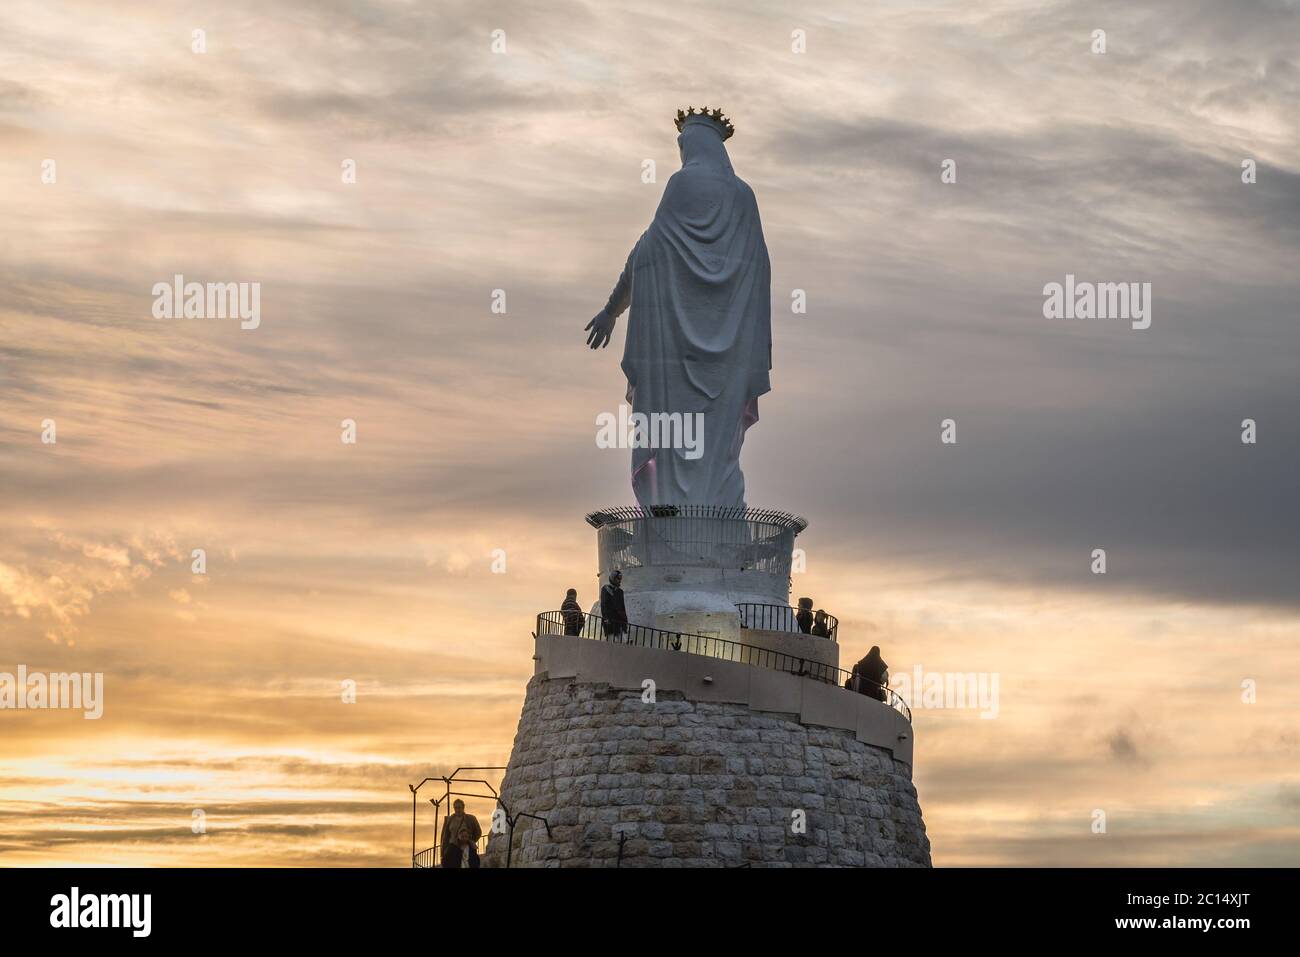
[0,867,1280,943]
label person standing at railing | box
[812,609,831,639]
[600,569,629,641]
[439,799,482,867]
[846,646,889,704]
[795,597,814,634]
[444,826,481,869]
[561,588,585,636]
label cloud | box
[1106,729,1143,764]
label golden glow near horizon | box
[3,0,1299,866]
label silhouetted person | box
[444,826,480,869]
[795,597,814,634]
[812,609,831,639]
[439,799,482,866]
[561,588,584,636]
[846,645,889,703]
[601,569,629,641]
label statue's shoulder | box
[658,168,760,220]
[727,175,761,213]
[666,167,752,193]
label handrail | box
[735,602,838,643]
[413,845,438,869]
[415,835,489,869]
[410,767,506,869]
[585,504,808,532]
[409,767,553,868]
[537,610,910,722]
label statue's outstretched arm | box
[603,252,634,319]
[586,233,644,349]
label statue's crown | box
[674,106,734,140]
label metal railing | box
[414,845,438,869]
[586,505,808,532]
[410,767,554,869]
[736,602,838,643]
[414,835,489,869]
[537,610,910,722]
[410,767,503,869]
[586,506,806,582]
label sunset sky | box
[2,0,1298,866]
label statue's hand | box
[584,309,616,349]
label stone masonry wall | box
[484,674,931,868]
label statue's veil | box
[619,118,772,507]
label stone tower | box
[485,505,931,868]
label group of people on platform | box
[556,574,890,703]
[794,596,833,638]
[559,570,628,639]
[438,799,483,869]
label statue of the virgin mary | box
[585,108,772,509]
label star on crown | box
[674,106,735,140]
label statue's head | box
[453,799,465,812]
[675,107,735,170]
[609,569,623,586]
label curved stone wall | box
[484,674,931,868]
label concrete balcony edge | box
[533,633,913,767]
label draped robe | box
[603,121,772,508]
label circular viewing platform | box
[586,504,808,531]
[585,505,807,585]
[536,608,909,722]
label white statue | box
[586,108,772,509]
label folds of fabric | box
[606,122,771,508]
